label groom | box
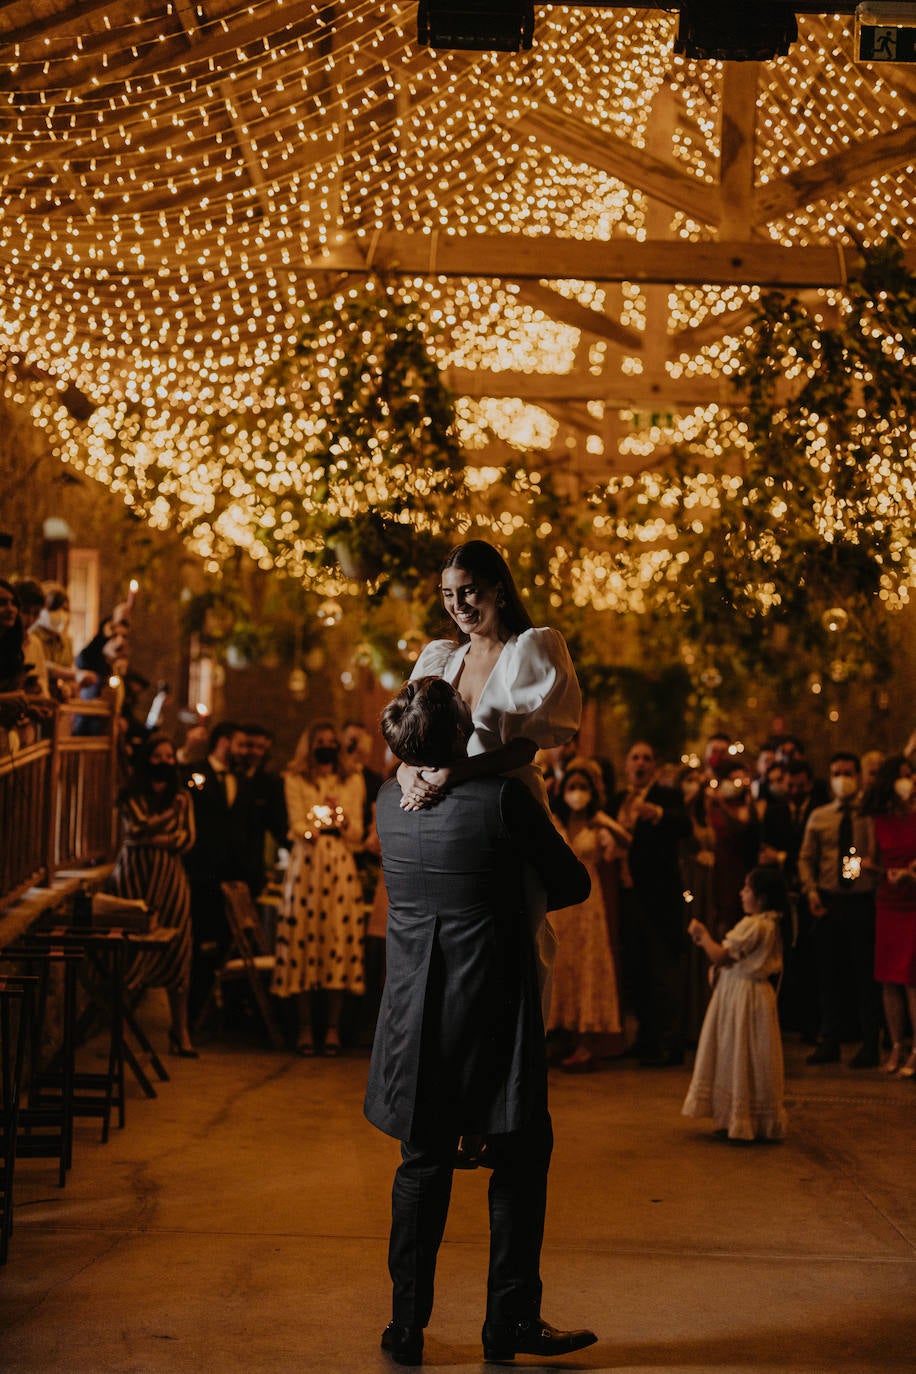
[365,675,597,1367]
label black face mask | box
[314,746,339,766]
[148,762,176,784]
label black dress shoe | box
[849,1044,880,1069]
[482,1316,597,1362]
[806,1040,840,1065]
[381,1321,423,1366]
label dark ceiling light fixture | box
[673,2,799,60]
[416,1,535,52]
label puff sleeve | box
[499,627,581,749]
[409,639,459,682]
[722,915,765,961]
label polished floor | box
[2,998,914,1373]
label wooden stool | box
[6,944,84,1186]
[0,976,37,1265]
[29,928,128,1142]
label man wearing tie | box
[609,741,690,1067]
[182,720,250,1021]
[798,752,881,1068]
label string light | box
[0,4,911,582]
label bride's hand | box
[398,762,451,811]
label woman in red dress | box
[863,754,916,1077]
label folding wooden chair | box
[204,882,284,1050]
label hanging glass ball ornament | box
[304,646,326,672]
[699,666,723,690]
[288,667,309,701]
[828,659,851,683]
[822,607,849,634]
[317,598,343,628]
[397,629,425,664]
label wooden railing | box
[0,694,119,910]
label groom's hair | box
[381,676,465,767]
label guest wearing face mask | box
[272,721,365,1056]
[32,584,96,699]
[547,759,628,1071]
[862,755,916,1077]
[108,734,197,1055]
[799,752,881,1068]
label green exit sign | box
[857,24,916,60]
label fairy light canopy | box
[1,1,914,576]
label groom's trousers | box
[388,1110,553,1329]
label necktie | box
[837,804,854,887]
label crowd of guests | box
[4,573,914,1092]
[106,715,384,1057]
[537,728,916,1094]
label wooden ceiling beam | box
[719,64,759,239]
[444,366,728,407]
[319,231,915,288]
[0,4,323,99]
[668,304,758,356]
[756,121,916,221]
[511,281,642,350]
[510,108,723,228]
[2,0,120,50]
[8,230,911,287]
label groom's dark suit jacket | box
[365,775,589,1144]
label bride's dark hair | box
[441,541,533,637]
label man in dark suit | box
[235,723,289,898]
[182,719,250,1020]
[610,740,690,1066]
[365,676,596,1368]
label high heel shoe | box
[882,1043,906,1074]
[168,1029,199,1059]
[898,1050,916,1079]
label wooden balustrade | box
[0,694,118,910]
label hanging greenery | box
[580,237,916,705]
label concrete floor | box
[2,998,914,1374]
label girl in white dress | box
[272,721,365,1056]
[683,864,788,1141]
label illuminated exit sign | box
[856,24,916,58]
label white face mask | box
[831,775,858,800]
[894,777,914,802]
[718,779,745,801]
[564,786,592,812]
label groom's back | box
[376,775,526,926]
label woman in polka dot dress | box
[272,721,365,1055]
